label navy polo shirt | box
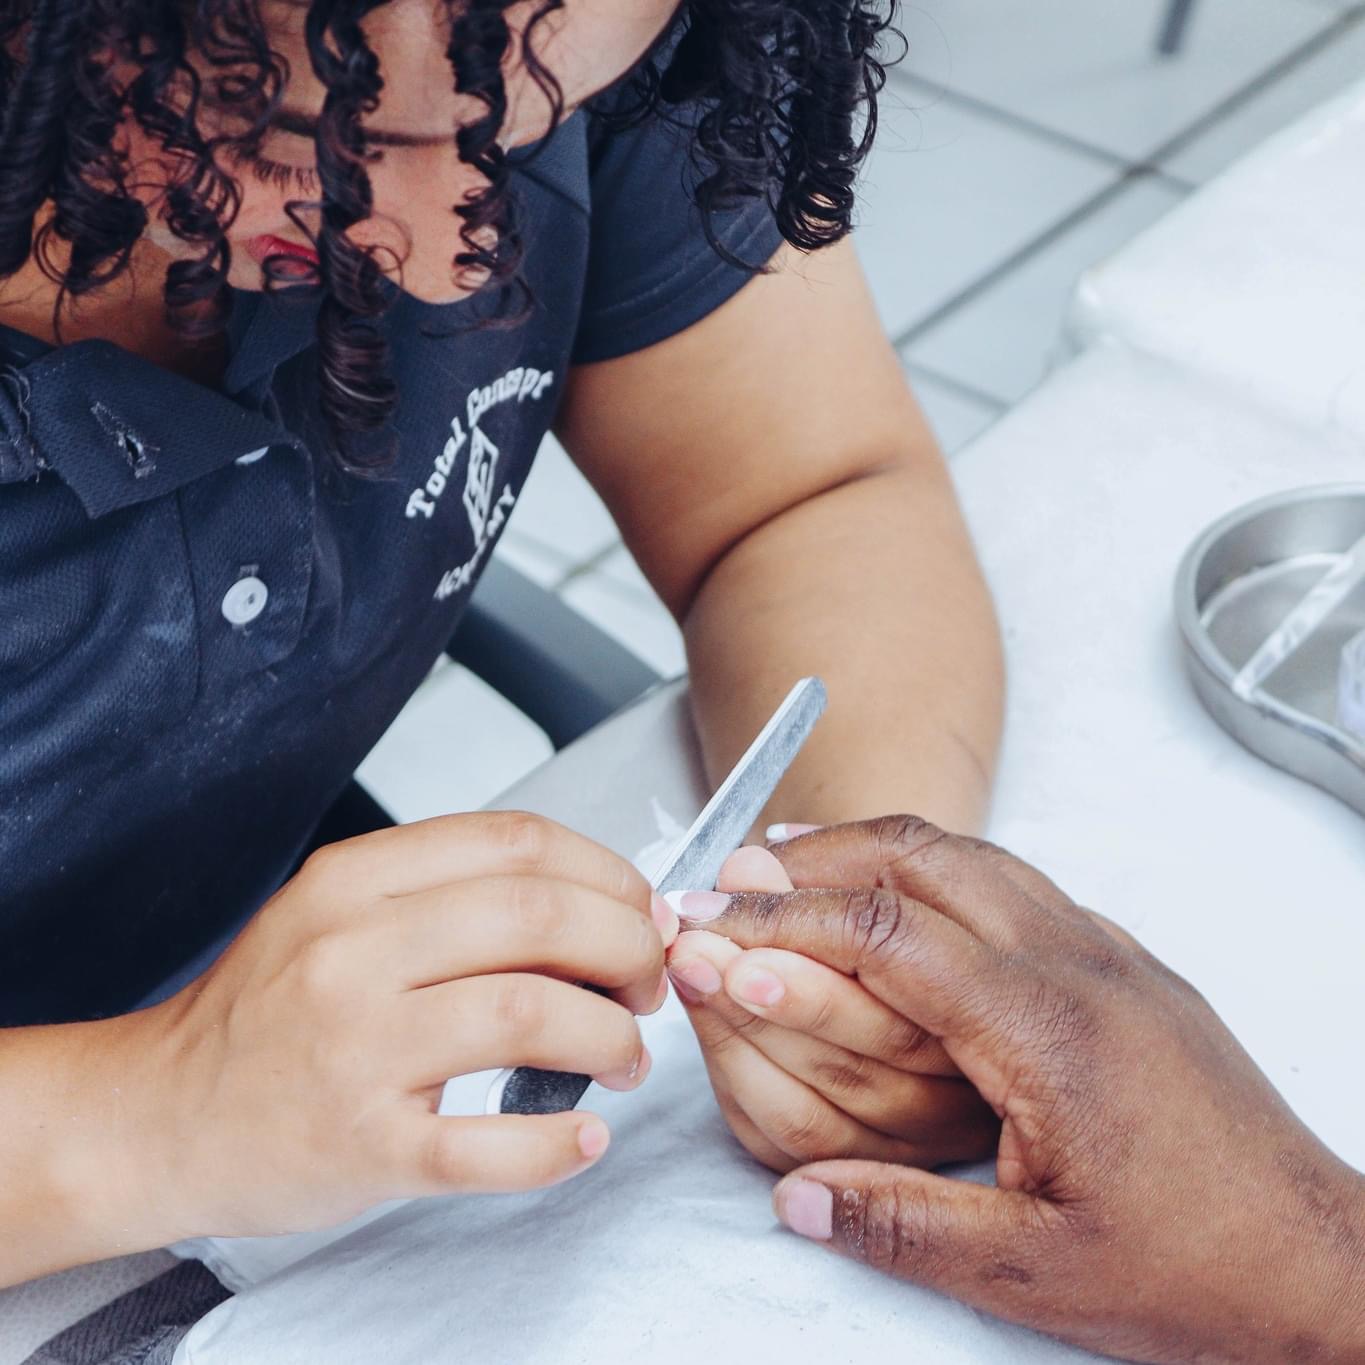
[0,106,781,1025]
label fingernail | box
[597,1045,651,1091]
[776,1178,833,1240]
[662,890,730,923]
[765,823,821,843]
[577,1118,610,1161]
[668,958,722,1001]
[651,893,680,947]
[732,966,785,1009]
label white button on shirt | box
[221,575,269,626]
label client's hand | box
[666,842,998,1173]
[689,817,1365,1365]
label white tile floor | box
[359,0,1365,821]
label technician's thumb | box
[773,1161,1050,1311]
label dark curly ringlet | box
[0,0,899,473]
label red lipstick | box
[245,234,320,269]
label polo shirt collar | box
[1,337,305,518]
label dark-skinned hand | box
[674,816,1365,1365]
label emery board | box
[486,676,828,1116]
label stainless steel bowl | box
[1174,484,1365,817]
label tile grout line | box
[888,167,1164,352]
[885,4,1365,175]
[882,70,1133,174]
[1144,4,1365,165]
[555,541,625,593]
[900,358,1009,412]
[559,570,679,648]
[545,8,1365,588]
[887,5,1365,355]
[882,70,1195,192]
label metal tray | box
[1175,484,1365,817]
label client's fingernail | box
[651,893,680,947]
[732,966,785,1009]
[775,1178,833,1240]
[668,958,722,1001]
[577,1118,610,1161]
[765,823,821,843]
[663,890,730,922]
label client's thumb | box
[773,1160,1052,1313]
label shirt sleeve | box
[571,107,784,364]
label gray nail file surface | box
[492,677,828,1116]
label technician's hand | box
[697,817,1365,1364]
[666,843,998,1174]
[118,813,675,1242]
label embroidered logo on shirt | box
[414,363,556,601]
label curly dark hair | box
[0,0,897,472]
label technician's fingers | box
[357,875,671,1015]
[399,1110,613,1195]
[299,810,653,910]
[399,974,647,1091]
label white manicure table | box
[165,343,1365,1364]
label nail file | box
[486,676,828,1116]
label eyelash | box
[241,150,321,197]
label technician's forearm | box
[0,1011,167,1286]
[683,460,1003,835]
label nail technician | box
[0,0,1003,1284]
[665,817,1365,1364]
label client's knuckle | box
[872,814,948,868]
[1153,957,1209,1006]
[1033,983,1100,1057]
[841,886,913,967]
[844,1180,933,1277]
[1081,943,1133,982]
[872,813,935,851]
